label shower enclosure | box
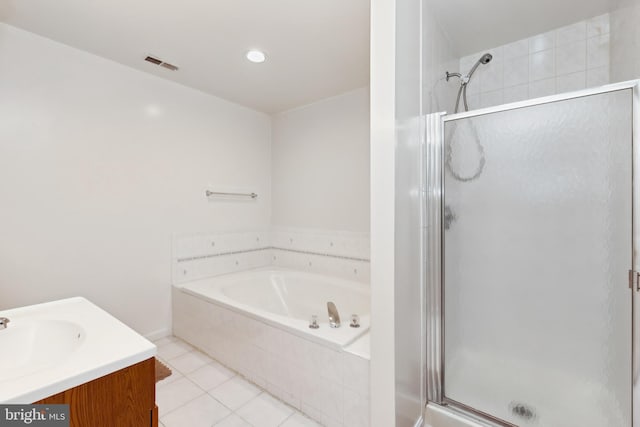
[424,80,640,426]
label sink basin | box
[0,297,155,403]
[0,319,85,381]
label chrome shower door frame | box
[423,80,640,427]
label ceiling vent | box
[144,55,179,71]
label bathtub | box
[172,267,371,427]
[176,267,370,347]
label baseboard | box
[144,327,172,342]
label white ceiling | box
[430,0,616,56]
[0,0,621,112]
[0,0,370,113]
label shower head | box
[465,52,493,80]
[479,53,493,64]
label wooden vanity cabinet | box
[35,358,158,427]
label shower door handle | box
[629,270,640,291]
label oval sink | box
[0,319,85,381]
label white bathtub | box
[172,267,371,427]
[177,267,370,348]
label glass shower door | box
[440,88,633,426]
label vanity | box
[0,297,158,427]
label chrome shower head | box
[466,52,493,80]
[479,53,493,64]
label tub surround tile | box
[174,289,370,426]
[209,377,262,410]
[321,413,345,427]
[236,393,295,427]
[343,388,370,427]
[342,353,370,397]
[161,394,231,427]
[299,404,323,426]
[172,227,371,285]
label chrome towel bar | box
[205,190,258,199]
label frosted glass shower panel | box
[443,90,633,426]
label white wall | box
[271,88,370,233]
[370,0,396,425]
[0,23,272,338]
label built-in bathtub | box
[172,267,370,427]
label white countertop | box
[0,297,156,403]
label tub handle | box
[327,302,341,328]
[309,315,319,329]
[350,314,360,328]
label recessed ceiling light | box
[246,50,266,63]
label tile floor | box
[155,336,322,427]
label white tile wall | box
[457,14,611,111]
[173,288,370,427]
[610,3,640,82]
[172,228,371,284]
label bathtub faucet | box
[327,302,341,328]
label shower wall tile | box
[459,14,610,111]
[503,84,529,103]
[556,41,586,75]
[503,39,529,59]
[530,49,556,81]
[587,66,610,87]
[587,34,611,69]
[588,14,610,38]
[556,21,587,46]
[479,49,504,92]
[556,71,587,93]
[479,89,504,108]
[503,55,529,87]
[529,77,556,98]
[529,30,556,53]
